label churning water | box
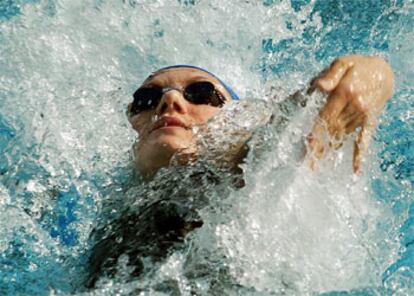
[1,0,414,295]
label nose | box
[155,89,188,115]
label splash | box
[0,0,413,295]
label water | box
[0,0,413,295]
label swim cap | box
[153,65,240,101]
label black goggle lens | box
[185,81,223,106]
[130,81,225,116]
[131,87,163,115]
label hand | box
[307,55,394,173]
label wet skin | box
[128,68,233,178]
[128,56,394,178]
[85,58,394,288]
[308,55,394,173]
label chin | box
[135,135,194,177]
[154,134,193,150]
[148,128,193,150]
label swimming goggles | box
[130,81,226,116]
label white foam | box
[0,0,409,294]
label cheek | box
[192,107,221,124]
[130,114,153,135]
[132,122,149,135]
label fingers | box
[353,118,375,174]
[308,118,328,158]
[319,92,348,128]
[337,101,365,134]
[307,116,330,172]
[345,116,364,134]
[313,58,353,92]
[307,55,386,173]
[308,108,372,174]
[339,103,360,126]
[307,91,347,161]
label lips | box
[152,116,189,132]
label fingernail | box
[316,78,332,91]
[353,163,361,175]
[307,134,316,147]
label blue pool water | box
[0,0,414,295]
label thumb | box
[314,59,352,92]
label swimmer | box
[86,55,394,289]
[128,55,394,177]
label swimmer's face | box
[128,68,232,177]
